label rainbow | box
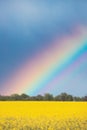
[1,26,87,95]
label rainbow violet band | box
[1,26,87,96]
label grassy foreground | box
[0,102,87,130]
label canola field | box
[0,102,87,130]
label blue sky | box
[0,1,87,96]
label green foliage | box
[0,93,86,101]
[55,93,73,101]
[44,93,54,101]
[36,95,44,101]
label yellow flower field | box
[0,102,87,130]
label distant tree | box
[67,94,73,101]
[44,93,54,101]
[58,93,68,101]
[55,93,73,101]
[73,96,82,101]
[20,93,30,100]
[0,95,10,101]
[10,94,21,100]
[36,95,44,101]
[0,95,2,100]
[30,96,37,101]
[82,95,87,101]
[55,95,61,101]
[0,92,87,101]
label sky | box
[0,0,87,96]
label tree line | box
[0,93,87,101]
